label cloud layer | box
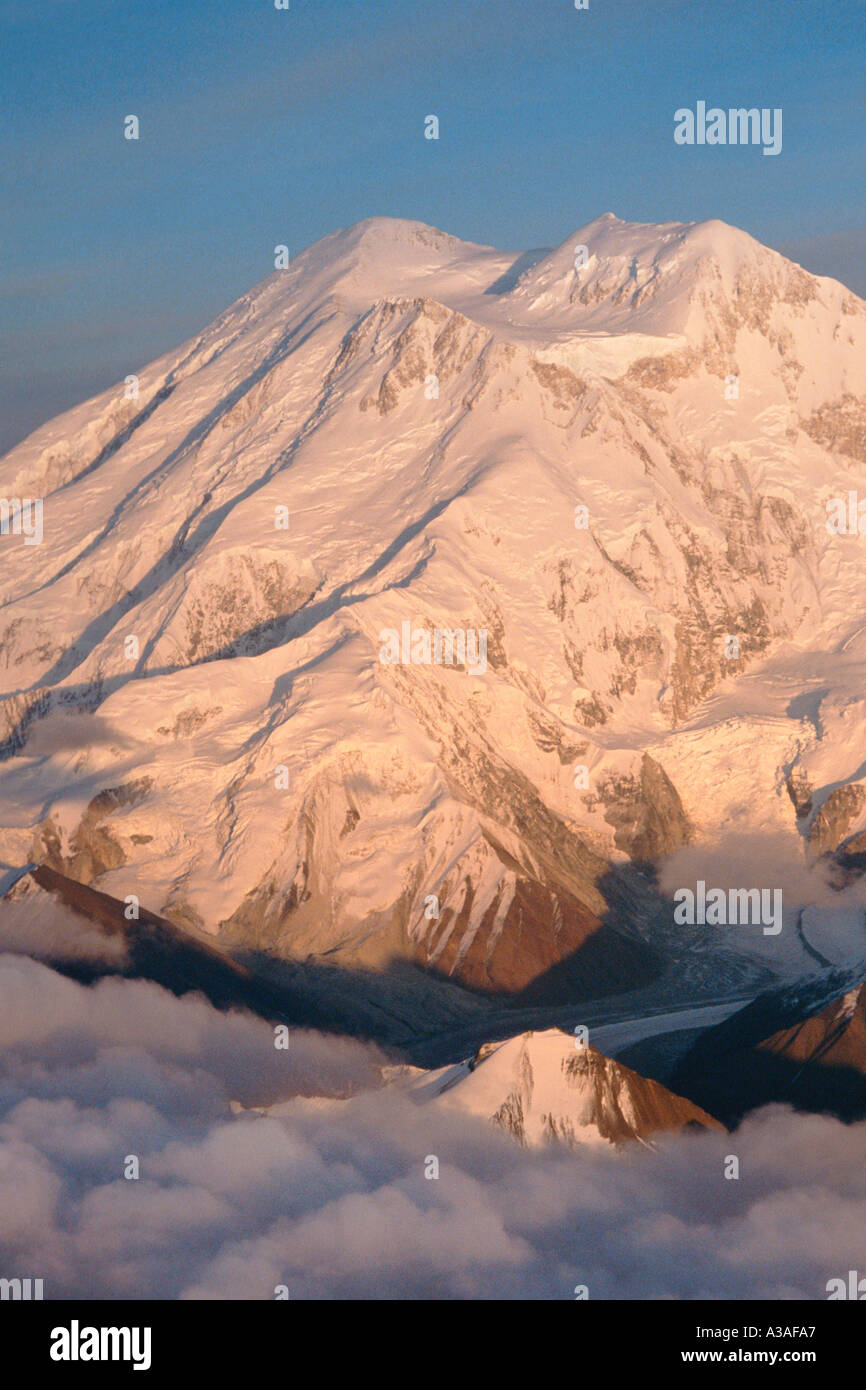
[0,896,129,966]
[0,954,863,1300]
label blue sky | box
[2,0,864,453]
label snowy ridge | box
[402,1027,723,1147]
[2,213,866,1010]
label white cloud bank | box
[0,953,863,1300]
[0,896,129,966]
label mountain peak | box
[412,1029,723,1148]
[499,209,840,337]
[341,215,467,250]
[2,205,865,1055]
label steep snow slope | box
[403,1027,723,1147]
[2,213,866,1010]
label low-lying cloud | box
[0,953,863,1300]
[658,831,866,970]
[0,895,128,966]
[658,832,864,911]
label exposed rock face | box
[801,393,866,463]
[786,769,814,820]
[808,785,866,858]
[668,969,866,1125]
[598,753,692,863]
[29,779,153,883]
[416,867,658,1002]
[414,1028,723,1148]
[759,983,866,1076]
[175,550,320,665]
[835,828,866,876]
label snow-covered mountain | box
[402,1027,723,1148]
[3,212,866,1020]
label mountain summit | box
[3,214,866,1041]
[407,1027,724,1148]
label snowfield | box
[3,211,866,1032]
